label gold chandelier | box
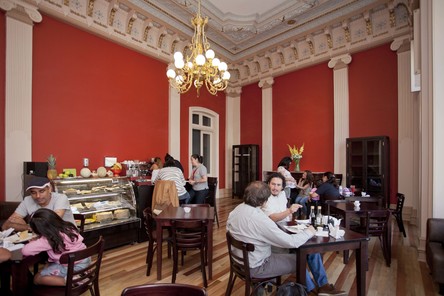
[166,0,230,96]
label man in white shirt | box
[262,173,345,296]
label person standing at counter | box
[276,156,297,200]
[2,177,75,231]
[150,157,163,171]
[153,159,190,204]
[188,154,209,204]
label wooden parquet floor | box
[98,197,439,296]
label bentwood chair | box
[391,193,406,237]
[142,207,171,276]
[121,283,208,296]
[170,219,208,287]
[32,236,105,296]
[225,231,281,296]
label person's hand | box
[289,204,302,213]
[189,180,195,185]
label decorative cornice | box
[390,36,411,53]
[0,0,42,23]
[225,86,242,96]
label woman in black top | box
[310,172,341,202]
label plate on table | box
[284,224,307,234]
[295,219,310,225]
[4,232,35,244]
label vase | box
[294,159,300,172]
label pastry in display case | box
[52,177,140,249]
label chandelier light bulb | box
[166,69,176,79]
[218,62,227,71]
[173,51,183,61]
[212,58,220,67]
[205,49,215,59]
[222,71,231,80]
[187,61,194,69]
[213,77,221,84]
[174,59,185,69]
[175,75,184,85]
[195,54,206,66]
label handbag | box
[276,282,308,296]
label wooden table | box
[325,201,391,265]
[294,229,369,296]
[154,205,214,280]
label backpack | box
[276,282,308,296]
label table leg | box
[295,249,307,286]
[207,220,213,280]
[355,241,368,296]
[156,224,163,280]
[343,213,350,264]
[11,261,29,296]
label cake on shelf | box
[114,209,130,219]
[95,211,113,222]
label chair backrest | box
[365,210,390,237]
[152,180,179,211]
[142,207,155,241]
[395,193,405,213]
[60,236,105,296]
[206,177,218,207]
[171,219,208,249]
[226,231,255,282]
[73,213,85,233]
[121,283,208,296]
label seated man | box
[2,177,75,231]
[263,173,345,295]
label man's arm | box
[2,212,30,231]
[54,209,66,218]
[268,204,301,222]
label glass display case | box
[52,177,140,248]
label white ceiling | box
[130,0,381,61]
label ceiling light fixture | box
[166,0,230,96]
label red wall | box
[240,82,262,173]
[349,44,398,202]
[273,63,334,172]
[0,11,6,200]
[32,14,169,172]
[180,88,226,188]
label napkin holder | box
[328,220,345,239]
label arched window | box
[189,107,219,176]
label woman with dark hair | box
[21,208,89,286]
[276,156,297,199]
[188,154,209,204]
[310,171,341,202]
[154,158,190,204]
[294,170,314,218]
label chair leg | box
[172,247,178,283]
[200,247,208,287]
[215,209,220,228]
[225,272,236,296]
[146,242,155,276]
[396,215,406,237]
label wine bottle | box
[310,206,316,226]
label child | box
[21,208,90,286]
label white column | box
[168,84,181,161]
[225,87,241,196]
[328,54,352,186]
[2,0,42,201]
[259,77,274,176]
[390,36,418,222]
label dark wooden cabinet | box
[232,145,259,198]
[346,136,390,207]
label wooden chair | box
[225,231,281,296]
[170,219,208,287]
[391,193,406,237]
[73,213,85,233]
[121,283,208,296]
[32,236,105,296]
[142,207,171,276]
[206,177,219,228]
[352,210,391,267]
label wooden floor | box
[98,197,439,296]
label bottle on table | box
[310,206,316,226]
[316,206,322,227]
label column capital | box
[1,0,42,23]
[225,86,242,96]
[390,35,411,53]
[328,54,352,70]
[258,77,274,89]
